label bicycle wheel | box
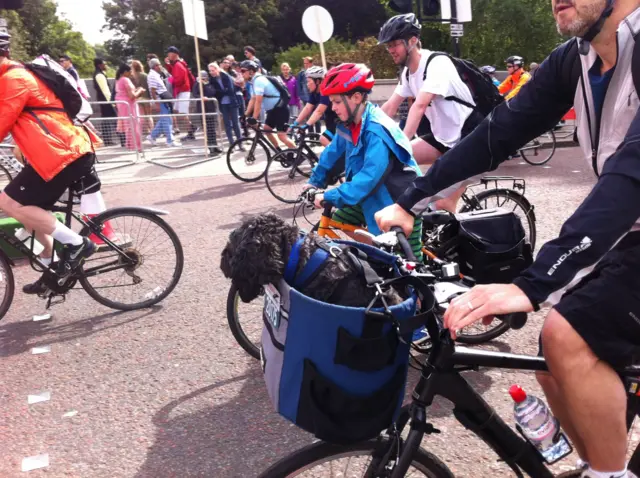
[78,208,184,311]
[0,252,15,322]
[266,150,316,204]
[520,130,556,166]
[461,188,537,250]
[226,282,262,360]
[258,438,454,478]
[226,137,271,182]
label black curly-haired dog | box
[220,213,403,307]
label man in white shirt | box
[145,58,178,147]
[379,14,483,211]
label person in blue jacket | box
[304,63,423,259]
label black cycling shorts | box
[542,232,640,368]
[4,153,96,210]
[265,105,290,132]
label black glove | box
[247,117,258,126]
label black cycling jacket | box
[397,33,640,309]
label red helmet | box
[320,63,375,96]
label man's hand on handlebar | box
[375,203,415,237]
[247,117,259,129]
[444,284,534,340]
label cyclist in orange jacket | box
[498,55,531,100]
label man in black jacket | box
[92,58,118,146]
[190,71,223,156]
[376,1,640,476]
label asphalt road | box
[1,146,635,477]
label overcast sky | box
[55,0,115,45]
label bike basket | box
[453,208,533,284]
[260,240,433,444]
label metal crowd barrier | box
[88,97,229,171]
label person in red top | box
[0,32,97,288]
[164,46,194,139]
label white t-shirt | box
[395,49,475,148]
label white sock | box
[584,467,628,478]
[39,252,59,266]
[51,222,83,246]
[80,191,106,215]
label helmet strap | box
[402,38,418,68]
[342,93,367,126]
[578,0,615,55]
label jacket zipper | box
[26,110,51,135]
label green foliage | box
[2,0,97,76]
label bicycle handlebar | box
[391,227,418,263]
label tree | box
[270,0,388,54]
[2,0,97,76]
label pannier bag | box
[260,236,434,444]
[452,208,533,284]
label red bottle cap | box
[509,384,527,403]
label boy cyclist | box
[303,63,424,259]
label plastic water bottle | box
[14,228,44,256]
[509,384,571,463]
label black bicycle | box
[265,126,336,204]
[226,122,323,183]
[0,170,184,319]
[258,230,640,478]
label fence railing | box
[88,96,228,170]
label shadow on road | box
[0,306,162,358]
[135,369,314,477]
[154,181,266,205]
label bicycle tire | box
[0,252,15,322]
[226,137,271,182]
[520,130,556,166]
[226,283,261,360]
[78,208,184,311]
[258,438,454,478]
[461,188,537,250]
[265,150,316,204]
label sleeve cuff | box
[512,277,541,312]
[397,186,425,215]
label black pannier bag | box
[446,208,533,284]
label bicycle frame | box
[388,319,640,478]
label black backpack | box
[408,53,504,117]
[264,75,291,109]
[7,57,88,122]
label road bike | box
[0,169,184,319]
[519,131,557,166]
[226,122,322,183]
[265,126,336,204]
[257,229,640,478]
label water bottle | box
[509,384,572,463]
[14,228,44,256]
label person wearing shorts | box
[241,60,295,151]
[0,32,97,293]
[164,46,194,139]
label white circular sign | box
[302,5,334,44]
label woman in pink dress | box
[114,63,145,151]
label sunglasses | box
[240,69,248,73]
[506,64,515,68]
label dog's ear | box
[220,214,299,302]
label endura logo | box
[547,237,592,276]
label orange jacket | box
[0,60,98,181]
[498,69,532,100]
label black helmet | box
[0,32,11,52]
[505,55,524,67]
[378,13,421,45]
[239,60,258,72]
[480,65,496,74]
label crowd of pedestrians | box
[82,45,325,157]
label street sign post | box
[302,5,334,71]
[182,0,209,154]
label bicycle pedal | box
[45,293,66,309]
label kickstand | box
[45,293,66,310]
